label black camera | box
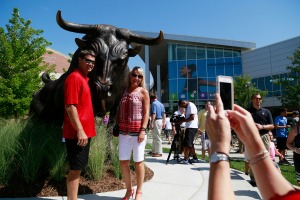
[170,114,185,123]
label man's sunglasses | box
[82,58,95,65]
[131,73,143,79]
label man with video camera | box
[177,100,199,164]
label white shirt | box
[185,102,198,128]
[165,117,172,130]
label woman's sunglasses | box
[131,73,143,79]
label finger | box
[214,93,224,114]
[233,104,248,115]
[207,104,215,118]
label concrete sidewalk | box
[1,140,265,200]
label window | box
[187,46,196,60]
[215,48,224,58]
[207,48,215,58]
[196,46,206,59]
[176,45,186,60]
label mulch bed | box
[0,165,154,198]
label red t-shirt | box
[63,69,96,139]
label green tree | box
[274,46,300,108]
[0,8,54,118]
[234,74,267,108]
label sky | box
[1,0,300,68]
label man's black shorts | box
[184,128,197,148]
[276,137,288,150]
[66,138,91,170]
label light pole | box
[245,82,251,108]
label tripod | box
[166,127,184,164]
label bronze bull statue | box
[30,10,164,128]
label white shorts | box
[201,134,210,150]
[118,134,147,162]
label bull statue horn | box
[117,29,164,45]
[56,10,99,35]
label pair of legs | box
[165,129,172,144]
[183,128,198,160]
[201,132,210,159]
[152,119,163,155]
[277,137,289,162]
[65,139,91,200]
[121,160,144,200]
[119,134,147,200]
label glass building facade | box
[168,43,242,103]
[252,72,298,98]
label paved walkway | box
[1,138,294,200]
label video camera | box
[170,114,185,124]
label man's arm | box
[182,113,195,123]
[65,104,88,146]
[162,112,166,129]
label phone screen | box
[220,82,233,110]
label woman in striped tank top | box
[118,66,150,200]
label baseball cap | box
[292,111,299,115]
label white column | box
[157,65,161,101]
[145,45,150,91]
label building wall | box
[242,36,300,108]
[43,48,70,75]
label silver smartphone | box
[216,75,234,110]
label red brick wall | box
[43,48,70,73]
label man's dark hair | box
[78,49,96,59]
[178,100,187,106]
[150,94,157,99]
[251,93,261,99]
[187,64,196,72]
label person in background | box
[117,66,149,200]
[164,113,172,145]
[286,119,300,187]
[269,131,283,172]
[63,49,97,200]
[177,100,199,164]
[291,111,299,127]
[206,93,299,200]
[198,100,211,160]
[150,94,166,157]
[246,93,274,183]
[275,108,291,165]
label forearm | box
[65,105,83,131]
[208,162,235,200]
[263,124,274,130]
[141,116,149,129]
[251,157,294,200]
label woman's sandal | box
[135,191,142,200]
[122,188,135,200]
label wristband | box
[140,127,146,131]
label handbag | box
[112,124,119,137]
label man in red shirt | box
[63,49,96,200]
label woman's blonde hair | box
[128,66,147,89]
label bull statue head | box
[29,10,164,127]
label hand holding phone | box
[216,76,234,110]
